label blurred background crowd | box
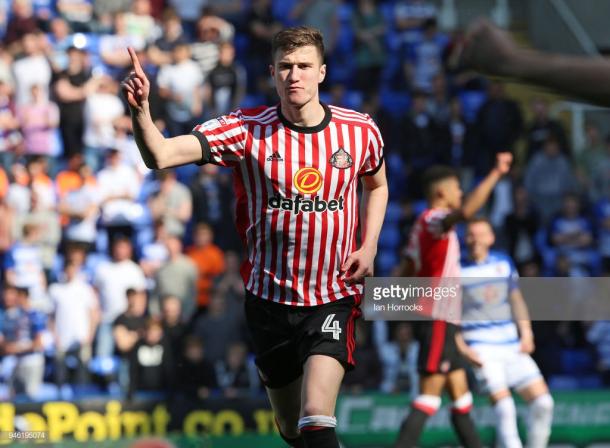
[0,0,609,403]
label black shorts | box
[413,320,466,374]
[244,291,361,389]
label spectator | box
[124,0,157,44]
[505,185,540,267]
[427,73,451,126]
[0,284,45,399]
[49,261,99,388]
[177,335,218,399]
[94,237,146,357]
[525,97,569,161]
[154,235,197,321]
[377,322,419,396]
[190,13,234,82]
[25,155,56,210]
[587,321,610,386]
[5,222,48,311]
[56,0,93,33]
[215,251,245,303]
[128,317,174,398]
[401,91,438,199]
[549,193,595,273]
[14,189,61,282]
[189,164,239,251]
[474,81,523,176]
[139,219,169,288]
[405,18,447,94]
[46,17,73,73]
[434,96,476,177]
[52,45,93,160]
[3,0,38,46]
[0,194,14,281]
[97,148,143,242]
[290,0,338,57]
[157,42,204,137]
[352,0,386,95]
[100,12,146,69]
[55,153,93,198]
[160,294,186,356]
[394,0,437,45]
[168,0,207,39]
[594,197,610,274]
[58,162,99,248]
[246,0,283,88]
[215,341,259,398]
[93,0,128,33]
[148,169,192,238]
[186,222,225,313]
[148,8,188,67]
[16,83,60,158]
[590,135,610,202]
[342,320,382,393]
[524,134,577,224]
[192,293,243,364]
[0,80,21,170]
[112,287,147,391]
[83,75,125,171]
[13,32,52,106]
[576,123,605,193]
[204,42,246,118]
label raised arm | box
[461,19,610,106]
[121,47,202,169]
[442,152,512,230]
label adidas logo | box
[266,151,284,162]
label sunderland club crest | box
[329,148,353,169]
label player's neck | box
[471,252,489,263]
[280,99,326,128]
[429,200,450,210]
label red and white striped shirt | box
[405,208,461,321]
[191,103,384,306]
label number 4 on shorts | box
[322,314,342,340]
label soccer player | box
[394,152,512,448]
[122,26,388,448]
[459,218,553,448]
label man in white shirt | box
[13,32,51,105]
[49,261,100,387]
[93,236,146,357]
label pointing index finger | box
[128,47,144,76]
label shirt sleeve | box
[191,110,247,168]
[508,258,520,292]
[359,116,384,176]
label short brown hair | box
[272,26,324,62]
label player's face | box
[466,221,495,258]
[270,45,326,108]
[439,177,462,209]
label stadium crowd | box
[0,0,609,402]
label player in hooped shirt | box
[122,27,388,448]
[460,219,553,448]
[394,153,512,448]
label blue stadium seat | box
[458,90,487,124]
[412,199,428,216]
[548,375,579,390]
[378,224,401,249]
[578,374,603,389]
[89,356,120,377]
[385,201,403,224]
[240,94,266,109]
[376,249,399,276]
[560,349,595,375]
[380,90,411,119]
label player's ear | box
[319,63,326,83]
[269,64,275,78]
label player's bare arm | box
[509,288,535,354]
[442,152,512,230]
[455,331,483,368]
[121,47,202,169]
[461,18,610,106]
[342,164,389,285]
